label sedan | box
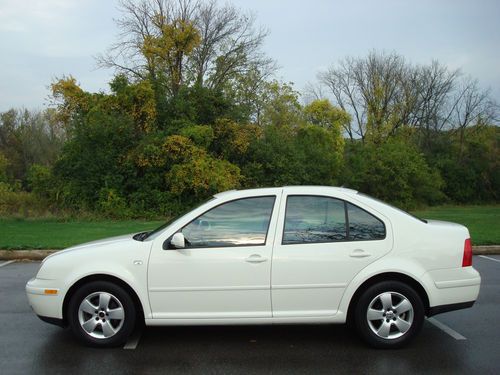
[26,186,481,348]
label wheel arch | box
[346,272,430,324]
[62,274,145,326]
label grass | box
[411,205,499,246]
[0,218,163,250]
[0,205,498,249]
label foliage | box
[0,108,64,186]
[430,126,499,203]
[0,183,47,217]
[1,5,498,220]
[0,153,8,183]
[303,99,351,131]
[242,122,344,187]
[341,138,445,209]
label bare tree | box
[97,0,275,95]
[447,77,499,154]
[317,51,498,144]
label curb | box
[1,246,499,261]
[0,250,59,261]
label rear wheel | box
[68,281,136,347]
[354,281,424,349]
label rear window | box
[282,195,386,245]
[357,193,427,223]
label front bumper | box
[26,278,64,320]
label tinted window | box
[182,196,275,248]
[347,203,385,240]
[283,196,346,244]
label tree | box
[259,81,302,128]
[0,108,65,185]
[97,0,274,98]
[303,99,351,132]
[341,139,445,208]
[316,51,498,145]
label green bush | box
[431,126,499,203]
[179,125,214,148]
[98,188,131,218]
[242,123,344,187]
[27,164,53,198]
[0,182,47,217]
[342,140,445,209]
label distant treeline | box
[0,0,498,218]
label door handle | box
[349,249,371,258]
[245,254,268,263]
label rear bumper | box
[427,300,475,317]
[422,266,481,309]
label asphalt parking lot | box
[1,256,499,375]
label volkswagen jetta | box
[26,186,481,348]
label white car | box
[26,186,481,348]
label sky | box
[1,0,499,111]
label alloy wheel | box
[366,291,414,339]
[77,291,125,339]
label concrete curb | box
[1,246,499,261]
[0,250,59,261]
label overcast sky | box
[1,0,499,111]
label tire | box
[354,281,424,349]
[68,281,136,347]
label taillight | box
[462,238,472,267]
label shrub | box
[98,188,131,218]
[342,140,445,209]
[0,182,47,217]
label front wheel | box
[68,281,136,347]
[354,281,424,349]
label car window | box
[181,196,276,248]
[283,196,346,244]
[347,203,386,240]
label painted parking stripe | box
[427,317,466,340]
[124,329,142,350]
[0,260,15,268]
[479,255,500,263]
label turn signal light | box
[462,238,472,267]
[44,289,58,295]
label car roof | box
[213,186,358,199]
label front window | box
[182,196,276,248]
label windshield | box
[357,193,427,223]
[142,197,216,241]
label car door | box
[148,190,281,319]
[271,188,393,318]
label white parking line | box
[479,255,500,263]
[0,260,15,268]
[427,317,466,340]
[123,330,142,350]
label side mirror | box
[167,232,185,249]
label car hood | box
[44,233,137,261]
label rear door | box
[271,188,393,318]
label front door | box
[148,192,281,319]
